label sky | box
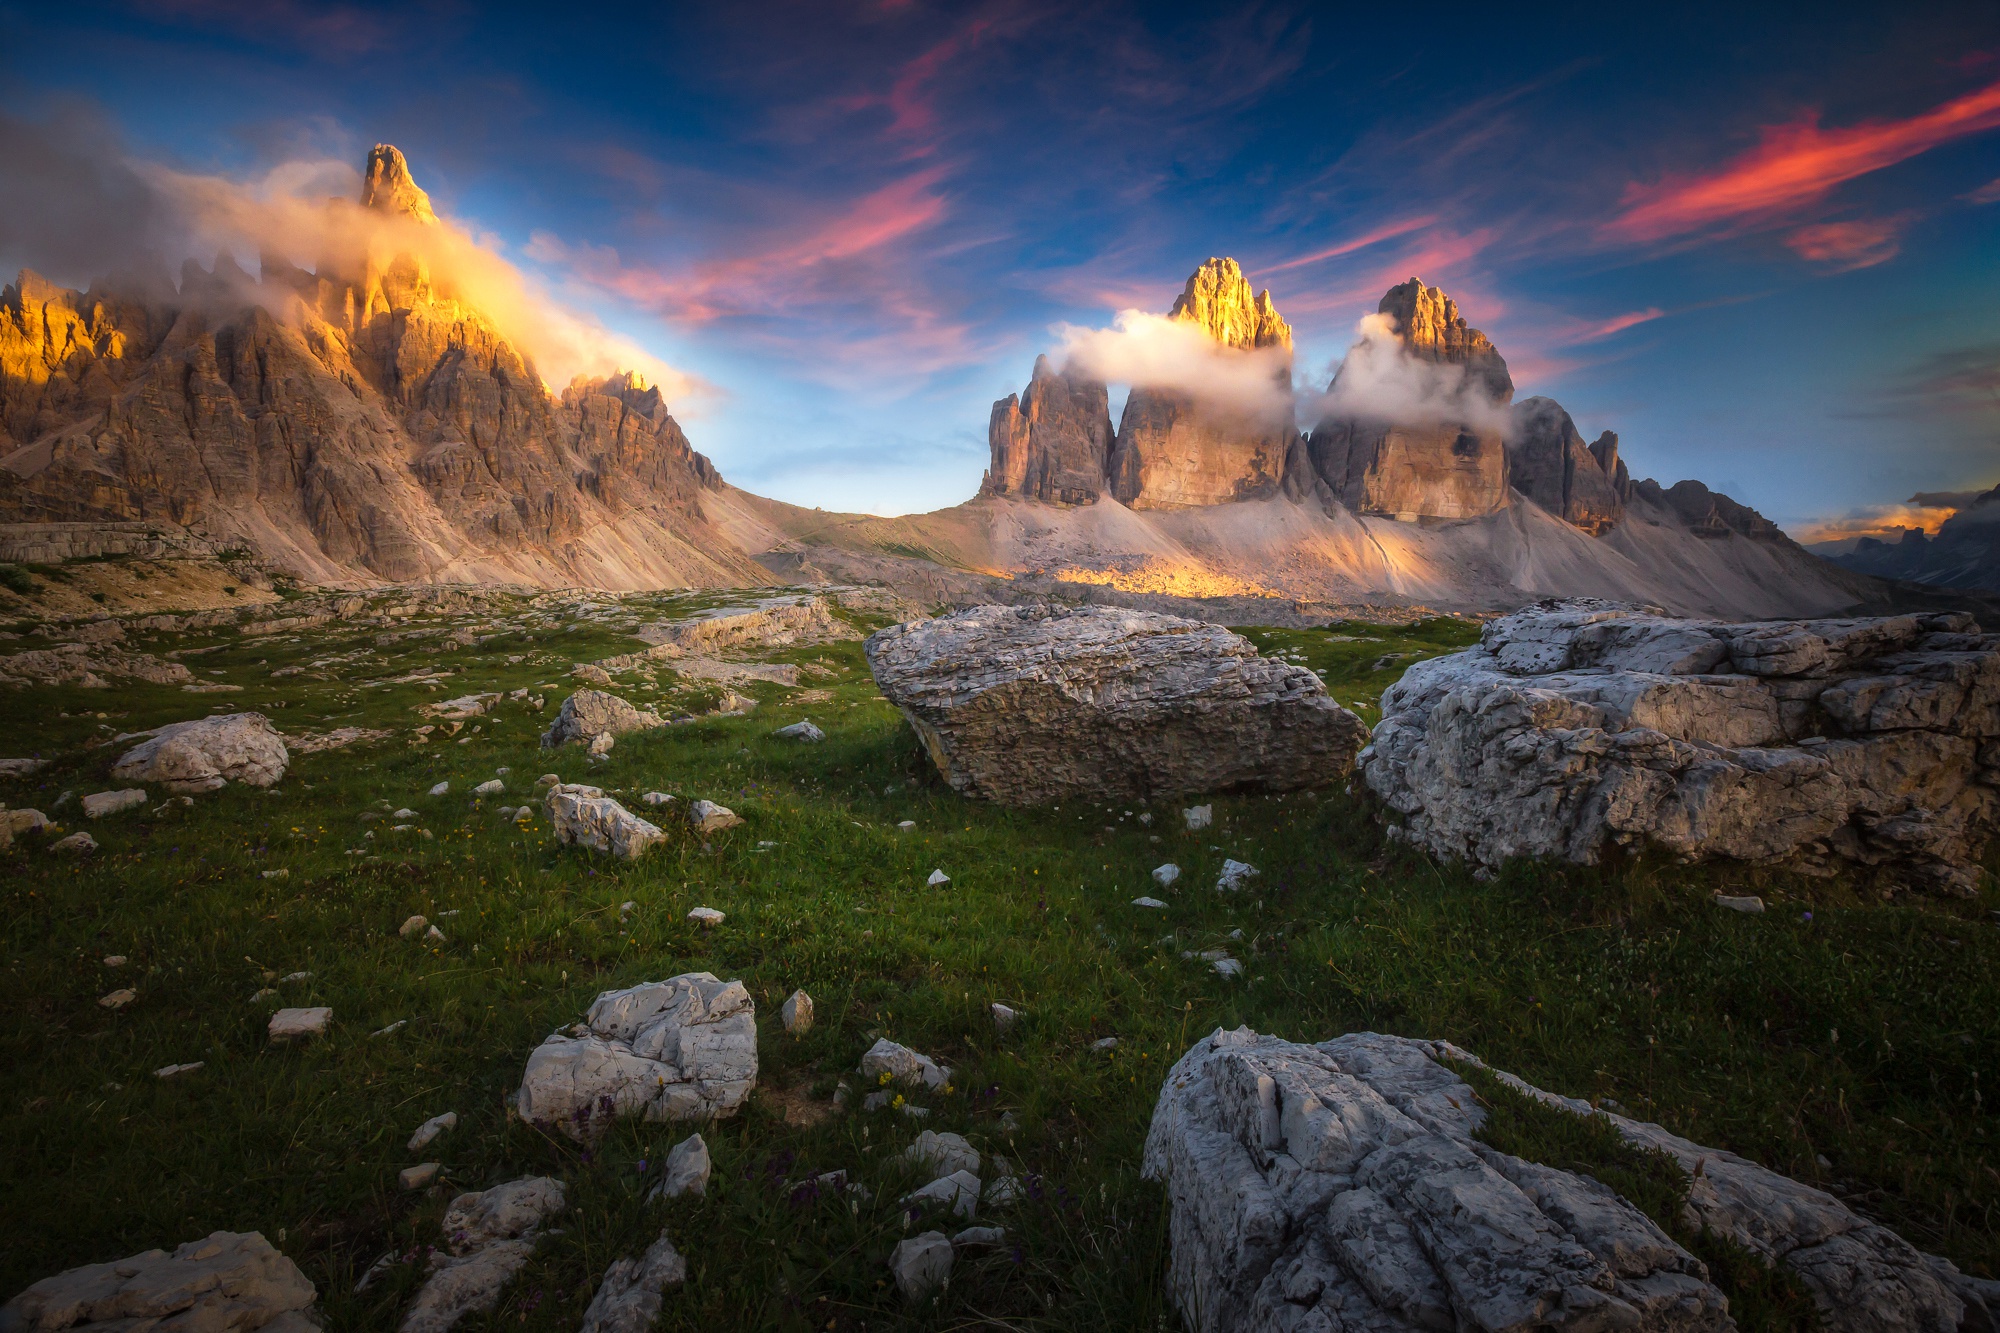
[1,1,1997,536]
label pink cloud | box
[838,18,997,154]
[1564,307,1666,342]
[1783,216,1909,270]
[1250,216,1439,278]
[1969,177,2000,204]
[1606,77,2000,243]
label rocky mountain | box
[1818,486,2000,591]
[0,145,769,590]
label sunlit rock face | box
[1108,258,1300,511]
[0,145,760,590]
[1306,278,1514,521]
[981,355,1115,505]
[1507,396,1625,534]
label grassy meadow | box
[1,591,1995,1331]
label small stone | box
[1152,862,1181,888]
[653,1133,711,1200]
[1216,859,1259,891]
[898,820,916,830]
[926,868,950,886]
[588,733,615,757]
[781,989,814,1034]
[1139,812,1154,826]
[1184,805,1212,830]
[393,807,417,819]
[536,773,561,788]
[641,791,675,806]
[372,1020,407,1038]
[51,832,97,854]
[425,924,445,941]
[268,1006,332,1041]
[688,906,725,927]
[261,868,288,880]
[103,955,127,967]
[775,720,825,742]
[999,1110,1020,1134]
[620,900,638,915]
[900,1103,932,1119]
[991,1002,1018,1034]
[863,1089,893,1112]
[983,1174,1022,1206]
[1092,1036,1119,1051]
[409,1111,459,1153]
[99,988,136,1009]
[861,1037,952,1089]
[688,799,741,833]
[155,1061,203,1078]
[953,1225,1006,1249]
[474,779,504,795]
[1715,893,1766,914]
[249,988,277,1003]
[902,1169,981,1220]
[82,788,147,819]
[578,1231,686,1333]
[904,1130,980,1179]
[281,970,310,983]
[429,781,450,796]
[1132,896,1168,909]
[1212,957,1243,979]
[888,1231,954,1301]
[401,1162,442,1191]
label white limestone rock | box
[888,1231,954,1301]
[516,973,757,1140]
[866,606,1367,805]
[52,831,97,854]
[268,1007,330,1042]
[0,1230,317,1333]
[861,1037,950,1090]
[991,1002,1018,1034]
[1152,862,1182,888]
[82,789,146,819]
[1184,804,1213,830]
[110,714,289,793]
[546,784,664,859]
[651,1133,710,1201]
[1361,599,2000,896]
[401,1178,566,1333]
[1215,859,1258,891]
[400,1162,441,1191]
[577,1232,686,1333]
[775,720,825,742]
[904,1130,980,1179]
[409,1112,457,1153]
[541,689,665,749]
[687,906,724,927]
[781,989,813,1034]
[0,807,48,847]
[903,1170,982,1221]
[688,799,741,833]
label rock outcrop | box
[1508,397,1626,534]
[401,1178,566,1333]
[545,784,665,859]
[982,355,1116,505]
[0,146,764,591]
[1361,599,2000,895]
[1145,1027,1988,1333]
[1306,279,1514,521]
[1,1231,318,1333]
[110,713,289,792]
[865,604,1367,804]
[541,690,665,748]
[515,974,757,1139]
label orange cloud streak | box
[1783,216,1908,270]
[1251,215,1438,277]
[1609,77,2000,241]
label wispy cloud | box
[1250,215,1438,278]
[1783,215,1911,270]
[1606,77,2000,243]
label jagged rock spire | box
[1377,277,1511,403]
[1169,258,1292,352]
[361,145,437,225]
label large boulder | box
[540,690,665,749]
[1,1231,317,1332]
[1361,600,2000,895]
[515,974,757,1140]
[545,784,664,859]
[865,605,1366,805]
[1144,1028,1988,1333]
[110,714,289,792]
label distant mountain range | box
[0,145,1937,620]
[1809,488,2000,593]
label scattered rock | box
[400,1162,441,1191]
[1715,893,1766,914]
[260,869,288,880]
[953,1225,1006,1249]
[687,906,725,927]
[897,819,916,830]
[401,1178,566,1333]
[154,1062,203,1079]
[904,1130,980,1179]
[473,779,503,796]
[110,714,288,792]
[588,733,614,758]
[103,955,126,967]
[546,784,664,859]
[991,1002,1018,1034]
[577,1231,686,1333]
[649,597,853,654]
[0,807,49,847]
[1215,859,1258,891]
[1211,957,1242,979]
[0,1230,317,1333]
[861,1037,951,1089]
[688,799,741,833]
[372,1021,407,1038]
[425,925,445,942]
[781,989,814,1034]
[1092,1036,1119,1051]
[409,1111,458,1153]
[641,791,675,806]
[1184,805,1212,830]
[82,789,146,819]
[866,606,1367,805]
[1362,600,2000,896]
[926,868,950,886]
[1132,896,1169,909]
[0,757,46,778]
[399,915,429,939]
[651,1134,711,1200]
[888,1231,954,1301]
[268,1007,331,1042]
[98,989,135,1009]
[284,726,393,754]
[51,832,96,854]
[541,689,665,749]
[392,807,417,819]
[515,974,757,1140]
[902,1170,981,1221]
[984,1174,1022,1206]
[428,782,450,797]
[1152,862,1181,888]
[774,720,825,742]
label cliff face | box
[0,146,763,589]
[1506,396,1624,534]
[980,355,1115,505]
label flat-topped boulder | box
[1145,1027,1990,1333]
[1361,599,2000,895]
[865,605,1366,805]
[110,714,288,792]
[516,973,757,1140]
[1,1230,317,1333]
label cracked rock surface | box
[0,1231,316,1333]
[1145,1027,1990,1333]
[1361,600,2000,895]
[401,1177,567,1333]
[516,974,756,1140]
[540,689,665,749]
[866,604,1366,806]
[110,714,289,793]
[545,784,664,859]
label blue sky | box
[3,0,1998,535]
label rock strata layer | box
[866,604,1366,805]
[1145,1027,1990,1333]
[516,973,757,1139]
[1,1231,317,1333]
[1361,599,2000,895]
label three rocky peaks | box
[981,257,1774,541]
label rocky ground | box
[0,585,1995,1331]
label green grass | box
[0,593,1995,1331]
